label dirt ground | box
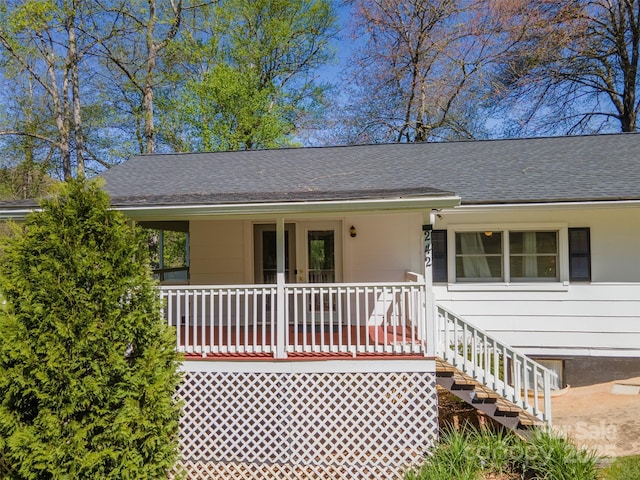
[551,376,640,458]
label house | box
[1,133,639,479]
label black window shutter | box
[569,228,591,281]
[432,230,448,282]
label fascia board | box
[442,199,640,215]
[113,196,462,221]
[0,208,40,221]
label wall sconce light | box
[349,225,357,238]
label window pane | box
[143,227,190,283]
[510,231,557,254]
[511,256,557,280]
[162,231,188,268]
[536,232,558,253]
[509,231,558,281]
[456,255,502,280]
[308,230,335,283]
[455,232,503,281]
[456,231,502,254]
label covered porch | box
[129,192,460,362]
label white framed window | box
[446,224,570,286]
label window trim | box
[446,223,569,290]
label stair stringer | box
[436,358,543,438]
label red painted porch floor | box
[174,325,426,360]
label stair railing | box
[436,305,558,425]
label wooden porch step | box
[451,374,477,389]
[435,359,458,375]
[472,389,500,402]
[517,416,539,427]
[435,357,545,437]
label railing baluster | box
[533,366,540,416]
[356,287,362,353]
[492,339,499,391]
[337,286,343,352]
[515,356,523,404]
[215,290,221,353]
[318,287,325,352]
[208,289,214,354]
[225,290,232,353]
[270,287,276,352]
[251,289,257,352]
[368,286,374,352]
[523,361,530,411]
[200,290,206,356]
[328,287,334,352]
[346,287,352,355]
[544,370,552,425]
[185,290,192,353]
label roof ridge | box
[132,132,639,158]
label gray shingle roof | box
[100,133,640,206]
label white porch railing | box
[160,282,427,358]
[436,305,558,424]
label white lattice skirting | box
[175,364,438,479]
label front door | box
[253,223,296,284]
[254,221,342,284]
[297,221,342,283]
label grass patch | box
[601,455,640,480]
[405,426,599,480]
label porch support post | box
[423,211,437,357]
[275,217,288,359]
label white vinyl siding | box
[433,203,640,358]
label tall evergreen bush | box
[0,180,181,479]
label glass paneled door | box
[308,231,335,283]
[298,222,342,284]
[299,222,343,320]
[254,223,296,284]
[254,221,342,284]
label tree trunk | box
[144,0,158,154]
[68,3,85,178]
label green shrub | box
[521,429,599,479]
[601,455,640,480]
[0,180,182,479]
[471,427,519,474]
[405,427,482,480]
[406,425,599,480]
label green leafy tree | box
[0,180,181,478]
[160,0,336,151]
